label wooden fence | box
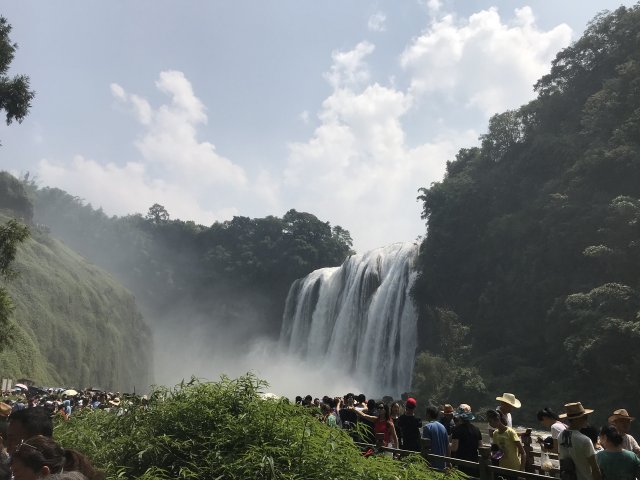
[355,440,560,479]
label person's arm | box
[389,422,399,449]
[587,454,601,480]
[451,439,459,453]
[516,441,526,471]
[354,408,377,422]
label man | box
[423,405,449,470]
[557,402,601,480]
[397,397,422,452]
[496,392,521,427]
[451,404,482,476]
[608,408,640,455]
[486,409,526,476]
[6,406,53,455]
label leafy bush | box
[55,374,453,480]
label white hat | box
[496,393,521,408]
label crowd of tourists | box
[297,391,640,479]
[2,385,640,479]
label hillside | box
[412,4,640,422]
[0,214,152,390]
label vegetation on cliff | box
[412,5,640,420]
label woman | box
[451,404,482,476]
[11,435,104,480]
[356,403,399,449]
[536,407,566,453]
[597,425,640,479]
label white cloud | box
[37,72,278,227]
[367,11,387,32]
[400,6,572,116]
[324,41,375,90]
[284,42,478,250]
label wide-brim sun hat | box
[496,393,521,408]
[608,408,634,423]
[558,402,593,419]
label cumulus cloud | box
[367,11,386,32]
[284,42,477,250]
[400,6,572,116]
[37,72,276,226]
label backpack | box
[559,431,578,480]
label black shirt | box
[451,422,482,462]
[397,414,422,451]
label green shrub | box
[55,374,455,480]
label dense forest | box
[411,4,640,423]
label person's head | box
[441,404,454,418]
[345,394,354,407]
[608,409,634,434]
[454,404,475,423]
[486,409,506,429]
[496,393,521,413]
[426,405,439,421]
[599,424,624,450]
[10,435,65,480]
[559,402,592,430]
[367,399,377,412]
[537,407,559,427]
[377,403,390,422]
[390,402,401,418]
[356,394,366,405]
[7,407,53,455]
[320,403,331,415]
[405,397,416,413]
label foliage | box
[30,185,354,340]
[0,212,151,389]
[0,217,29,350]
[412,4,640,422]
[55,374,451,480]
[0,16,35,131]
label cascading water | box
[279,242,419,396]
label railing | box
[355,440,561,479]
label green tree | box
[0,218,29,349]
[0,16,35,133]
[145,203,170,224]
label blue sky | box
[1,0,633,251]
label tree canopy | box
[412,4,640,420]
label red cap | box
[406,397,417,409]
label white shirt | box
[551,420,567,440]
[558,429,597,480]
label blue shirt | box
[423,420,449,469]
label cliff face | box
[0,219,152,391]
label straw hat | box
[496,393,521,408]
[608,408,634,423]
[558,402,593,419]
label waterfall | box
[279,242,419,396]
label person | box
[451,404,482,477]
[496,393,521,428]
[10,435,65,480]
[607,409,640,455]
[423,405,449,470]
[356,403,399,449]
[438,404,455,435]
[338,394,358,431]
[396,398,421,452]
[557,402,601,480]
[596,424,640,479]
[486,409,526,476]
[537,407,566,453]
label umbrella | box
[63,389,78,396]
[14,383,28,390]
